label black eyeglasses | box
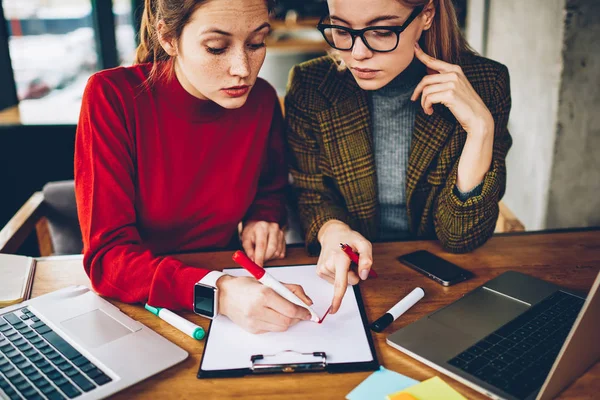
[317,5,425,53]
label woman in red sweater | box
[75,0,312,334]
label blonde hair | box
[404,0,474,63]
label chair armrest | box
[0,192,46,254]
[495,200,525,233]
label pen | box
[231,250,322,323]
[370,287,425,332]
[340,243,378,278]
[145,304,205,340]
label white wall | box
[484,0,566,230]
[465,0,487,54]
[546,0,600,228]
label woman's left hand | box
[411,43,494,137]
[241,221,286,266]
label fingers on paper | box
[331,258,351,314]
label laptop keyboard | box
[0,307,113,400]
[448,291,585,400]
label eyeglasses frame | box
[316,5,425,53]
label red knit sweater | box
[75,63,287,311]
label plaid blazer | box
[285,53,512,255]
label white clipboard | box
[197,264,379,378]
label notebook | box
[0,254,37,308]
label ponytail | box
[135,0,171,65]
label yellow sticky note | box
[387,376,466,400]
[387,394,417,400]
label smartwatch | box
[193,271,225,319]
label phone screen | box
[398,250,472,284]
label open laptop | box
[0,286,188,400]
[387,270,600,400]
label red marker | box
[232,251,322,323]
[340,243,378,278]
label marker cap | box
[145,304,162,316]
[232,251,265,279]
[192,327,206,340]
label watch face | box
[194,284,216,318]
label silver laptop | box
[0,286,188,399]
[387,270,600,400]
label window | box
[3,0,98,124]
[114,0,136,66]
[0,0,334,123]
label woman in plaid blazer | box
[285,0,512,312]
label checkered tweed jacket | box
[285,53,512,255]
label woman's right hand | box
[317,220,374,314]
[216,275,313,334]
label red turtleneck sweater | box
[75,63,287,310]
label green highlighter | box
[145,304,205,340]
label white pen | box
[145,304,205,340]
[232,251,321,323]
[370,287,425,332]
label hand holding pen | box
[316,220,375,314]
[217,272,314,334]
[233,250,321,322]
[230,251,333,329]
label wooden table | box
[31,230,600,399]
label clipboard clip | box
[250,350,327,374]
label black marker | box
[370,287,425,332]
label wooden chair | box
[0,180,525,256]
[0,181,81,256]
[0,191,53,256]
[495,201,526,234]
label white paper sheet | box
[201,265,374,372]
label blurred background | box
[0,0,598,255]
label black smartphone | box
[397,250,474,286]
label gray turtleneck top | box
[370,60,482,241]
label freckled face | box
[171,0,270,109]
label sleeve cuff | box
[442,160,502,213]
[244,197,288,227]
[148,260,211,311]
[305,213,349,256]
[453,180,484,202]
